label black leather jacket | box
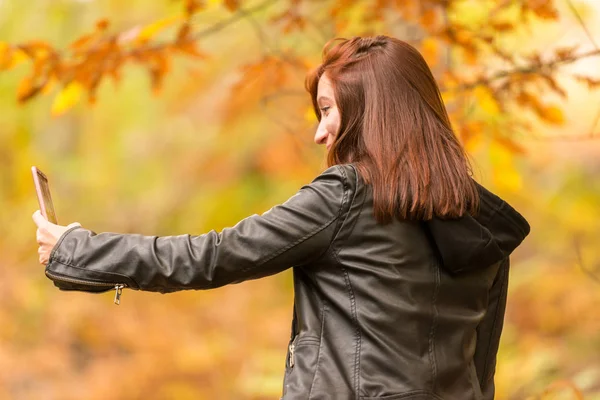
[46,163,530,400]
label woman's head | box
[306,35,479,223]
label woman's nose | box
[314,125,328,146]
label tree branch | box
[190,0,280,41]
[565,0,599,51]
[443,48,600,92]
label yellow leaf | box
[51,81,84,116]
[137,15,183,44]
[10,48,28,67]
[0,41,10,68]
[464,131,484,153]
[421,38,439,66]
[0,42,28,71]
[490,140,522,192]
[474,86,500,115]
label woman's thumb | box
[67,222,82,229]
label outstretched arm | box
[36,165,355,294]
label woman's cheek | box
[326,112,340,135]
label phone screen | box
[32,166,58,224]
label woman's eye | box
[320,106,330,114]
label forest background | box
[1,0,600,399]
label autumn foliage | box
[1,0,600,399]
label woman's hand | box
[32,210,82,265]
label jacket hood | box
[423,182,530,274]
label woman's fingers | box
[33,210,51,265]
[36,228,45,245]
[32,210,48,228]
[33,209,83,266]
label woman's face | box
[314,73,340,151]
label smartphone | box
[32,166,58,224]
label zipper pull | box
[114,284,124,305]
[288,343,295,368]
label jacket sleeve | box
[46,165,355,293]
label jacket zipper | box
[45,270,128,305]
[288,335,298,368]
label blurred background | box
[1,0,599,399]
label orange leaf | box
[494,135,527,155]
[224,0,240,12]
[107,60,123,85]
[464,130,484,153]
[491,22,514,31]
[176,23,192,43]
[528,0,559,19]
[463,47,479,66]
[17,76,44,103]
[19,41,53,60]
[96,19,109,31]
[420,8,438,30]
[185,0,204,16]
[539,105,565,125]
[420,38,439,67]
[173,42,208,58]
[69,33,97,52]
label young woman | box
[34,35,530,399]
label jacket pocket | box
[360,390,444,400]
[282,334,321,398]
[287,334,321,369]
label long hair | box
[305,35,479,224]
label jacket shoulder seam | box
[332,164,360,243]
[242,165,351,273]
[328,164,353,246]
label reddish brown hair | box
[305,35,479,224]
